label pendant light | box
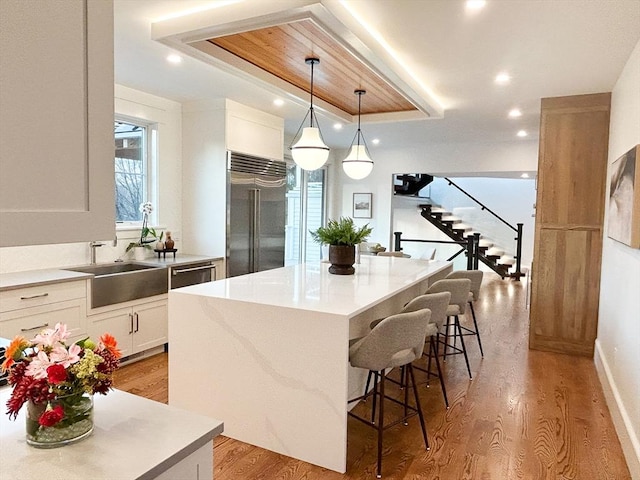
[342,89,374,180]
[290,58,330,171]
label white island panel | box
[168,257,451,472]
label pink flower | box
[25,351,54,379]
[49,344,81,367]
[31,323,70,348]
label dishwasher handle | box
[172,264,214,275]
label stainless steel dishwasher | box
[169,261,216,289]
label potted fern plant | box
[310,217,373,275]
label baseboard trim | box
[594,339,640,479]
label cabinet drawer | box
[0,281,86,313]
[0,299,86,341]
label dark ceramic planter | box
[328,245,356,275]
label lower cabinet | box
[0,280,87,342]
[154,441,214,480]
[88,298,167,358]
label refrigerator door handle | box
[254,188,261,272]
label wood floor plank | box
[113,273,631,479]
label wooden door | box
[529,93,610,356]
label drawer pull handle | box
[129,313,134,335]
[20,293,49,300]
[20,322,49,332]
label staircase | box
[419,203,516,278]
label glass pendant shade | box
[343,144,374,180]
[342,89,374,180]
[291,127,330,170]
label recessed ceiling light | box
[333,123,343,130]
[372,138,380,145]
[495,72,511,85]
[466,0,487,12]
[521,173,530,178]
[517,130,528,137]
[166,54,182,64]
[273,99,284,107]
[508,108,522,118]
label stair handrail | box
[443,177,517,232]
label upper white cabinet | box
[0,0,115,247]
[225,100,284,161]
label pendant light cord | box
[309,59,315,128]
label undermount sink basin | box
[65,262,168,308]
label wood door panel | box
[530,227,602,356]
[537,104,610,227]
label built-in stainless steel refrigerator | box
[226,152,287,278]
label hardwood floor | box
[113,273,631,479]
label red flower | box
[46,364,67,384]
[38,405,64,427]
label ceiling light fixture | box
[290,58,329,171]
[495,72,511,85]
[508,108,522,118]
[465,0,487,12]
[517,130,528,137]
[342,89,374,180]
[521,173,530,178]
[166,54,182,64]
[372,138,380,145]
[333,123,343,130]
[273,99,284,107]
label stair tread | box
[441,215,461,222]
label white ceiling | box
[114,0,640,151]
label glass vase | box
[25,393,94,448]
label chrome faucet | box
[89,241,104,264]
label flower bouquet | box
[2,323,121,448]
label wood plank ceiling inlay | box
[207,19,417,116]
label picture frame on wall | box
[353,193,372,218]
[607,144,640,249]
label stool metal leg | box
[455,315,473,379]
[430,336,449,408]
[407,364,429,451]
[469,301,484,357]
[376,369,385,479]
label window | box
[285,162,327,264]
[114,120,156,223]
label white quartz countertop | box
[0,388,224,480]
[173,256,451,317]
[0,254,223,291]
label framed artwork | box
[353,193,372,218]
[607,144,640,248]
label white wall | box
[336,139,539,249]
[0,85,183,273]
[596,39,640,479]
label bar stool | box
[348,308,433,478]
[402,292,451,408]
[365,292,452,408]
[446,270,484,356]
[426,278,473,380]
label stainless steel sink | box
[65,262,168,308]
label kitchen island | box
[0,388,223,479]
[168,256,452,473]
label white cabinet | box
[154,441,214,480]
[88,298,167,358]
[0,281,87,342]
[0,0,115,247]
